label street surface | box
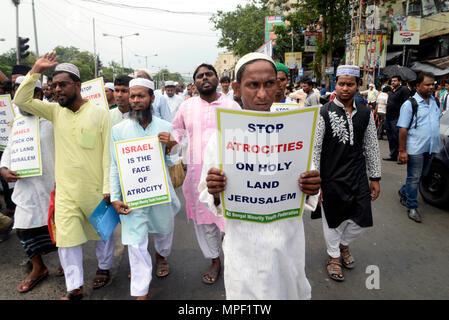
[0,140,448,300]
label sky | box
[1,0,249,78]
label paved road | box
[0,140,448,300]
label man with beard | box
[110,78,180,299]
[136,70,172,122]
[313,65,381,282]
[172,64,241,285]
[198,52,321,299]
[397,72,442,223]
[110,75,133,126]
[164,80,184,118]
[1,78,56,293]
[13,52,113,300]
[384,75,410,162]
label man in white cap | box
[164,80,183,118]
[136,70,172,122]
[172,63,241,286]
[110,77,180,300]
[361,83,379,110]
[313,65,381,282]
[104,82,117,110]
[198,52,321,299]
[13,52,114,300]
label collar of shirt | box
[413,92,436,107]
[333,97,358,117]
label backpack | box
[407,96,440,129]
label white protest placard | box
[114,136,171,209]
[270,103,300,113]
[216,107,318,223]
[0,94,16,151]
[10,116,42,177]
[81,77,109,111]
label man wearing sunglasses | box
[13,52,113,300]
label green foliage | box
[0,49,37,77]
[54,46,96,81]
[211,2,274,57]
[153,69,185,86]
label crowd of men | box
[0,51,445,300]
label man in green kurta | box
[13,52,113,300]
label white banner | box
[81,77,109,111]
[10,116,42,177]
[0,94,16,151]
[114,136,170,209]
[216,107,318,223]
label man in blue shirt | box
[397,72,442,223]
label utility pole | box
[12,0,20,64]
[31,0,39,57]
[93,18,97,78]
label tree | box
[153,69,185,87]
[211,2,274,57]
[0,49,37,77]
[54,46,96,81]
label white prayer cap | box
[336,65,360,78]
[104,82,115,91]
[369,83,375,87]
[234,52,276,77]
[165,80,175,87]
[129,78,155,91]
[174,81,179,86]
[54,62,81,80]
[15,75,42,89]
[15,76,25,85]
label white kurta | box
[1,116,55,229]
[198,132,318,300]
[165,94,183,118]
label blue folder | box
[89,199,120,243]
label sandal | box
[55,266,64,277]
[156,258,170,278]
[92,269,110,289]
[61,287,83,300]
[326,260,344,282]
[17,272,49,293]
[202,264,221,285]
[340,246,355,269]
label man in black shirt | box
[384,75,410,162]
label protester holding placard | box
[172,63,241,285]
[109,78,180,300]
[313,65,381,282]
[273,62,295,104]
[1,82,56,293]
[13,52,113,300]
[198,52,321,299]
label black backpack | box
[407,96,440,129]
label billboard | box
[345,33,387,69]
[285,52,302,69]
[265,16,287,42]
[393,16,421,45]
[304,31,322,52]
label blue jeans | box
[384,119,399,159]
[400,153,433,209]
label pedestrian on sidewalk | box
[397,72,442,223]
